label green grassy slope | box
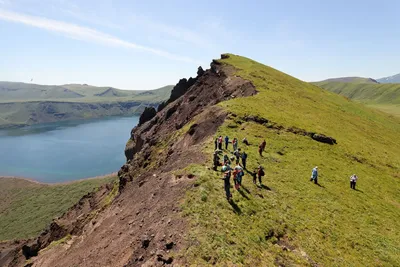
[314,81,400,117]
[181,55,400,266]
[0,176,115,241]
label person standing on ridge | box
[221,167,232,201]
[241,151,248,169]
[259,140,266,156]
[350,174,358,190]
[234,148,241,165]
[224,135,229,150]
[213,152,220,171]
[252,168,258,184]
[242,137,249,146]
[214,138,218,151]
[232,137,238,151]
[223,154,231,165]
[257,165,265,185]
[310,166,318,184]
[218,135,223,150]
[234,164,244,186]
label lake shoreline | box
[0,172,118,186]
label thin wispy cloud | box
[0,9,200,64]
[128,15,210,48]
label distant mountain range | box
[377,73,400,84]
[317,73,400,85]
[0,81,173,128]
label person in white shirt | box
[350,174,358,190]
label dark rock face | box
[138,107,157,126]
[244,115,269,124]
[157,76,198,113]
[141,235,151,248]
[197,66,205,77]
[221,53,230,59]
[311,133,337,145]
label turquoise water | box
[0,116,139,183]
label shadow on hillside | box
[238,188,250,200]
[259,184,272,191]
[229,200,242,214]
[241,185,251,194]
[354,188,364,193]
[315,182,325,188]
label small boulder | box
[311,133,337,145]
[141,235,151,248]
[165,241,174,250]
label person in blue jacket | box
[224,136,229,150]
[310,166,318,184]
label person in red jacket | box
[218,135,223,150]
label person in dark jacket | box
[224,136,229,150]
[213,152,220,171]
[257,165,265,185]
[233,148,241,164]
[241,151,248,169]
[221,169,232,201]
[259,140,266,156]
[214,138,218,151]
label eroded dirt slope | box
[3,55,256,267]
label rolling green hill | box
[317,77,379,84]
[0,82,173,128]
[178,55,400,265]
[313,80,400,117]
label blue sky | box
[1,0,399,90]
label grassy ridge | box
[0,176,115,241]
[314,81,400,117]
[181,55,400,266]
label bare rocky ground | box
[1,55,256,267]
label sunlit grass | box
[181,54,400,266]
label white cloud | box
[0,9,200,64]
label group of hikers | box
[213,135,359,201]
[213,135,267,201]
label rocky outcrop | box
[311,133,337,145]
[138,107,157,126]
[124,57,257,166]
